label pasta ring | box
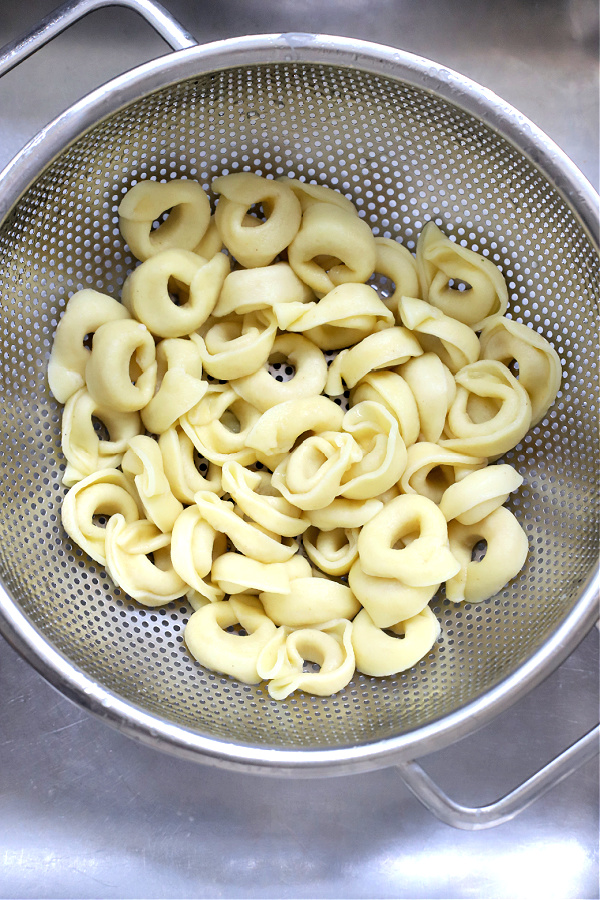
[213,172,302,267]
[287,202,376,295]
[118,179,211,262]
[85,319,157,413]
[352,606,441,677]
[348,559,437,629]
[325,327,423,395]
[185,595,279,684]
[416,222,508,326]
[275,176,358,215]
[302,526,360,577]
[121,249,229,338]
[478,315,562,425]
[48,289,130,404]
[272,431,363,511]
[61,468,141,565]
[191,310,277,381]
[257,619,355,699]
[439,464,523,525]
[105,515,187,606]
[340,401,408,500]
[441,360,532,459]
[245,395,345,459]
[372,237,421,321]
[445,506,529,604]
[61,387,142,487]
[357,493,460,587]
[400,442,486,505]
[231,332,328,412]
[181,387,261,467]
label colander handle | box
[0,0,197,78]
[397,723,599,830]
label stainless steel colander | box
[0,0,597,830]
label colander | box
[0,0,597,830]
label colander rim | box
[0,31,598,773]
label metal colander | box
[0,3,597,809]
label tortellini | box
[52,172,562,701]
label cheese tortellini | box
[50,173,562,701]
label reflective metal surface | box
[0,0,598,896]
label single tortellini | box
[257,619,356,700]
[352,606,441,677]
[441,360,532,459]
[350,370,420,449]
[122,435,183,533]
[158,425,221,504]
[439,464,523,525]
[48,289,130,404]
[231,332,328,412]
[416,222,508,326]
[85,319,157,413]
[212,262,314,318]
[105,515,187,606]
[193,491,296,564]
[244,395,345,469]
[271,431,363,511]
[370,236,421,324]
[185,595,279,684]
[276,282,394,350]
[325,327,423,396]
[221,461,308,537]
[213,172,302,267]
[61,388,142,487]
[445,506,529,604]
[478,315,562,425]
[287,202,376,296]
[61,468,140,566]
[302,526,359,577]
[118,179,211,262]
[141,337,207,435]
[398,352,456,444]
[121,249,229,338]
[397,295,480,374]
[191,310,277,381]
[181,387,261,467]
[348,560,438,629]
[339,401,408,500]
[400,442,486,505]
[170,505,227,603]
[357,494,460,587]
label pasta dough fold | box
[416,222,508,325]
[85,319,157,413]
[105,515,187,606]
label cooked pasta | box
[50,172,563,701]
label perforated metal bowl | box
[0,0,597,827]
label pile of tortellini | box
[48,172,562,700]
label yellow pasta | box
[50,172,563,701]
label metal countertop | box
[0,1,598,898]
